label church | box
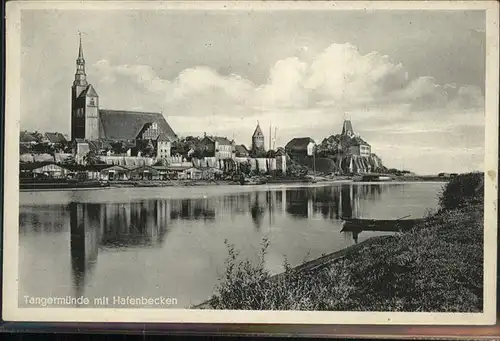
[71,36,178,159]
[337,120,371,157]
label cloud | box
[305,43,407,107]
[88,42,484,174]
[256,57,309,108]
[94,60,170,95]
[171,66,255,103]
[92,42,484,118]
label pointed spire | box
[78,31,84,60]
[252,121,263,137]
[73,31,88,87]
[342,119,354,137]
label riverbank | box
[19,173,446,190]
[204,172,483,312]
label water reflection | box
[20,183,428,303]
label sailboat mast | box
[313,143,316,178]
[269,123,272,150]
[273,127,277,149]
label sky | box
[20,9,486,174]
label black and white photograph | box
[3,1,498,325]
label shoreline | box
[191,235,392,309]
[202,172,483,312]
[19,175,447,191]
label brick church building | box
[71,35,178,159]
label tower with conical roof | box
[71,33,100,141]
[251,122,265,155]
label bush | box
[210,237,357,310]
[439,172,483,210]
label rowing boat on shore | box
[341,216,426,232]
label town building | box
[285,137,316,157]
[70,35,177,159]
[251,122,265,155]
[20,131,38,145]
[100,165,130,181]
[234,144,250,157]
[19,162,70,179]
[20,132,39,154]
[198,135,235,160]
[338,120,371,157]
[129,165,161,180]
[135,122,171,158]
[44,132,68,145]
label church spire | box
[78,32,84,60]
[73,32,88,87]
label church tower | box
[71,34,100,141]
[251,122,265,153]
[341,120,354,138]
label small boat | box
[240,176,267,185]
[20,180,110,190]
[266,178,314,184]
[341,216,426,232]
[358,174,394,182]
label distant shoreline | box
[19,176,448,191]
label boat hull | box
[20,180,110,190]
[341,218,426,232]
[358,174,394,182]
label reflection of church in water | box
[69,198,221,297]
[69,184,386,296]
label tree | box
[171,136,201,157]
[63,142,74,153]
[61,155,77,165]
[266,150,276,158]
[144,139,155,156]
[83,150,102,166]
[154,158,169,166]
[137,139,155,157]
[31,131,44,143]
[19,144,31,155]
[190,148,203,159]
[250,148,266,158]
[111,141,128,155]
[286,156,308,178]
[239,161,252,176]
[317,134,341,157]
[32,142,54,155]
[53,142,66,153]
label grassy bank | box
[208,172,484,312]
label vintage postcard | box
[3,1,499,326]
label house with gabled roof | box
[234,144,249,157]
[20,131,38,145]
[198,134,235,160]
[44,132,68,145]
[134,121,172,159]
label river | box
[18,181,445,308]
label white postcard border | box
[3,0,499,325]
